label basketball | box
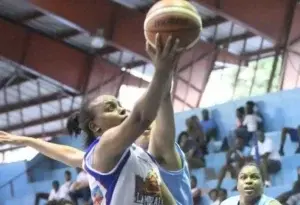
[144,0,202,51]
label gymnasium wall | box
[175,88,300,139]
[0,87,299,203]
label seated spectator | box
[210,188,227,205]
[279,125,300,155]
[46,199,74,205]
[243,103,262,145]
[217,188,227,204]
[69,168,90,205]
[250,130,281,187]
[177,131,205,169]
[277,174,300,204]
[246,101,264,130]
[200,109,217,142]
[186,116,205,144]
[186,116,208,155]
[216,136,251,189]
[58,170,73,201]
[236,107,245,128]
[49,180,60,201]
[35,180,60,205]
[208,188,218,205]
[190,175,201,205]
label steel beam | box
[2,111,74,132]
[194,0,291,42]
[0,17,146,93]
[0,92,67,114]
[29,0,241,64]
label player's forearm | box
[22,137,83,167]
[131,69,171,128]
[153,94,176,148]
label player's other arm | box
[148,75,181,170]
[0,131,83,168]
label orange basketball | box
[144,0,202,51]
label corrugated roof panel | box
[244,36,274,53]
[191,1,216,19]
[26,15,73,36]
[65,33,94,52]
[0,0,36,19]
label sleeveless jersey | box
[158,143,192,205]
[221,194,275,205]
[83,138,164,205]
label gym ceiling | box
[0,0,299,152]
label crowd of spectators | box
[35,168,90,205]
[180,101,293,205]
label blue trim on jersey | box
[84,137,131,205]
[158,143,192,205]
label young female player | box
[0,34,193,205]
[0,34,179,205]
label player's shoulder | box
[220,195,239,205]
[268,199,282,205]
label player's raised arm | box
[91,34,181,173]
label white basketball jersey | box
[83,138,164,205]
[221,194,275,205]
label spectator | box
[209,188,227,205]
[69,168,90,205]
[217,188,227,204]
[243,103,262,145]
[216,136,251,189]
[246,101,264,130]
[279,125,300,155]
[49,180,60,201]
[190,175,201,205]
[46,199,74,205]
[177,131,205,169]
[277,179,300,204]
[186,116,205,145]
[208,189,218,205]
[236,107,245,128]
[58,170,73,201]
[251,130,281,187]
[35,180,60,205]
[200,109,217,142]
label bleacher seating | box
[1,88,300,205]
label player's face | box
[237,165,263,200]
[89,95,127,133]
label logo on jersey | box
[134,169,163,205]
[91,186,103,205]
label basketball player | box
[0,36,192,204]
[220,163,281,205]
[0,34,179,205]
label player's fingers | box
[155,33,162,55]
[162,36,173,57]
[145,42,155,59]
[170,38,180,55]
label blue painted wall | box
[175,88,300,139]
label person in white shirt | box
[35,180,60,205]
[48,180,60,201]
[58,170,73,201]
[250,130,281,187]
[69,168,90,205]
[243,105,262,145]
